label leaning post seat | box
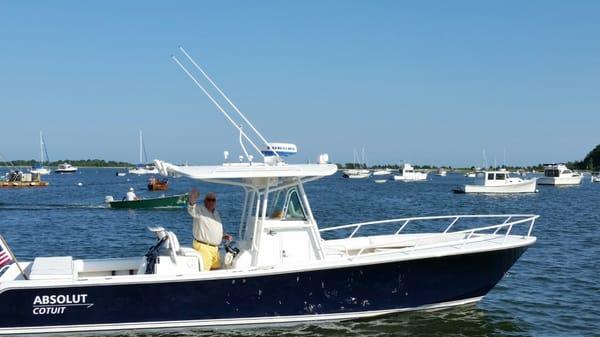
[139,227,205,274]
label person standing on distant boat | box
[126,187,138,201]
[188,188,227,270]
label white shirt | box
[126,191,137,201]
[188,204,223,246]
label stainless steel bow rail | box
[319,214,538,257]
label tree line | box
[336,143,600,171]
[2,159,134,168]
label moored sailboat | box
[30,132,51,175]
[128,131,159,175]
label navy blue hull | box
[0,246,527,330]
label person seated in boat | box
[126,187,139,201]
[188,188,230,270]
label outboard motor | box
[104,196,114,203]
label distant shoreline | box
[0,166,132,169]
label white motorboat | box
[464,172,476,178]
[435,168,447,176]
[30,131,51,175]
[537,164,583,185]
[372,169,392,176]
[129,130,159,175]
[374,179,387,183]
[54,162,78,174]
[0,48,539,335]
[393,163,428,181]
[342,169,371,179]
[454,170,537,193]
[591,172,600,183]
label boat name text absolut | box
[32,294,92,315]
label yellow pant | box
[192,240,221,270]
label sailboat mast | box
[39,131,43,163]
[139,130,143,164]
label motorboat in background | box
[454,170,537,193]
[0,47,539,335]
[342,169,371,179]
[54,162,78,174]
[435,168,447,176]
[105,193,188,209]
[537,164,583,185]
[464,172,476,178]
[591,172,600,183]
[30,131,51,175]
[393,163,428,181]
[129,131,159,175]
[372,168,393,176]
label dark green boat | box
[107,194,189,209]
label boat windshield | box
[268,187,307,220]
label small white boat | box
[343,148,370,179]
[30,167,51,175]
[436,168,447,176]
[342,169,371,179]
[455,170,537,193]
[537,164,583,185]
[393,163,428,182]
[54,162,78,174]
[464,172,476,178]
[372,169,392,176]
[591,172,600,183]
[374,179,387,183]
[129,164,159,175]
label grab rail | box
[319,214,538,258]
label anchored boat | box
[454,170,537,193]
[128,131,159,175]
[393,163,428,182]
[54,163,78,174]
[30,131,51,175]
[0,171,48,188]
[0,48,539,334]
[147,176,168,191]
[537,163,583,185]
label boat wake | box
[0,203,108,210]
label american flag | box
[0,239,13,268]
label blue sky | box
[0,1,598,167]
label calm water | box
[0,169,598,337]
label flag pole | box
[0,235,28,280]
